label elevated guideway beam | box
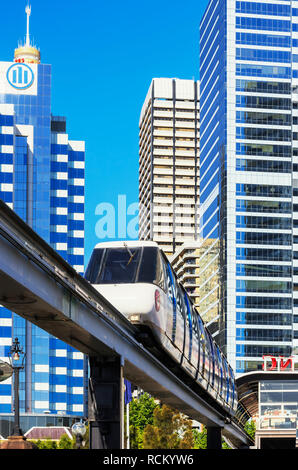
[0,201,250,449]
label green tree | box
[244,419,256,441]
[33,438,58,449]
[128,392,158,449]
[193,425,231,449]
[82,423,90,449]
[143,404,194,449]
[193,427,207,449]
[57,433,74,449]
[31,424,89,449]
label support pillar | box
[88,355,124,449]
[207,426,222,450]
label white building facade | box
[139,78,200,257]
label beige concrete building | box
[138,78,200,257]
[197,237,221,335]
[170,238,221,326]
[170,241,201,309]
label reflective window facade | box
[259,381,298,430]
[199,0,297,374]
[0,60,86,418]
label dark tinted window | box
[98,248,142,284]
[85,246,161,285]
[138,247,159,284]
[85,249,104,283]
[51,119,66,133]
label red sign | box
[262,355,296,371]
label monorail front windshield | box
[85,246,160,285]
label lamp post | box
[71,421,87,449]
[9,337,25,436]
[0,338,37,449]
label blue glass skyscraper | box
[199,0,297,374]
[0,7,87,430]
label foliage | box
[82,423,90,449]
[222,438,231,449]
[31,424,89,449]
[143,404,194,449]
[244,419,256,440]
[57,433,74,449]
[193,427,207,449]
[193,426,231,449]
[32,434,75,449]
[128,392,158,449]
[32,438,58,449]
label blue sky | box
[0,0,209,266]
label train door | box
[175,286,186,357]
[208,335,220,397]
[213,345,220,397]
[165,262,177,342]
[189,306,199,374]
[197,316,206,385]
[163,261,184,358]
[229,365,236,409]
[184,293,193,363]
[204,332,212,391]
[216,346,224,401]
[222,357,229,405]
[206,331,215,393]
[178,287,188,363]
[179,290,194,376]
[210,335,219,395]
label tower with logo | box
[0,6,87,433]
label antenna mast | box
[25,4,31,47]
[14,4,40,64]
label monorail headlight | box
[130,315,140,322]
[155,290,160,312]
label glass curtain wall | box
[199,0,295,373]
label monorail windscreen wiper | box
[124,242,136,266]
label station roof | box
[236,371,298,425]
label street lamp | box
[8,337,25,436]
[71,421,87,449]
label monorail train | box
[85,240,237,414]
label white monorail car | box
[85,240,237,414]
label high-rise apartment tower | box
[139,78,200,256]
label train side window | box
[229,366,235,407]
[179,287,189,321]
[184,293,192,329]
[206,332,215,386]
[138,247,159,284]
[198,317,205,348]
[197,316,206,374]
[176,286,186,320]
[191,307,199,341]
[223,358,229,403]
[155,251,167,292]
[166,262,177,306]
[160,253,171,295]
[216,347,223,396]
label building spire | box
[14,4,40,64]
[25,4,31,47]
